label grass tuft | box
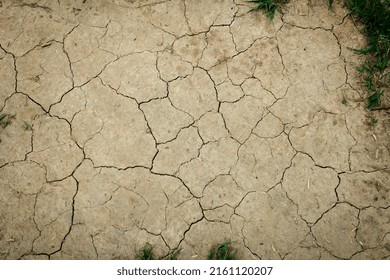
[248,0,389,109]
[137,243,154,260]
[22,121,32,131]
[328,0,334,10]
[369,116,378,126]
[136,243,182,260]
[0,113,16,129]
[207,240,237,260]
[247,0,289,20]
[136,239,241,260]
[347,0,390,109]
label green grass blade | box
[367,91,383,109]
[137,243,154,260]
[208,240,237,260]
[246,0,289,20]
[328,0,334,10]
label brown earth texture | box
[0,0,389,260]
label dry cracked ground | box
[0,0,389,260]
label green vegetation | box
[247,0,289,20]
[0,113,16,128]
[246,0,334,19]
[248,0,390,110]
[207,240,237,260]
[136,240,237,260]
[347,0,390,109]
[137,243,154,260]
[328,0,334,9]
[136,243,181,260]
[22,121,32,131]
[0,113,32,132]
[368,116,378,126]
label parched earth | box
[0,0,389,260]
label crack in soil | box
[1,0,388,260]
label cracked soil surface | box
[1,0,389,260]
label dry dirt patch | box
[0,0,389,260]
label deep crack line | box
[48,174,79,258]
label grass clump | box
[137,240,239,260]
[208,240,237,260]
[247,0,289,20]
[136,243,181,260]
[347,0,390,109]
[137,243,154,260]
[0,113,16,128]
[328,0,334,9]
[22,121,32,131]
[247,0,389,109]
[346,0,390,109]
[368,116,378,126]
